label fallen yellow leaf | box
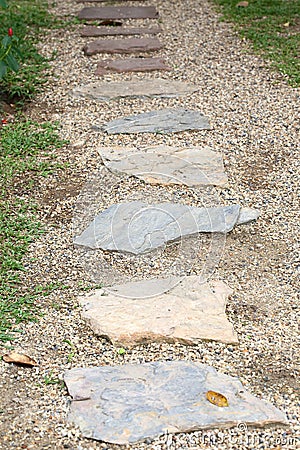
[2,351,37,366]
[206,390,229,407]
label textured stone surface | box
[83,37,163,56]
[72,81,197,101]
[99,145,227,186]
[74,202,260,254]
[79,277,238,345]
[64,361,288,444]
[78,0,146,2]
[95,57,170,75]
[78,6,159,20]
[81,26,162,37]
[100,108,211,134]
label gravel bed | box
[0,0,299,449]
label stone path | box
[95,57,170,75]
[72,80,198,101]
[99,108,211,134]
[80,25,162,37]
[59,0,290,445]
[83,36,163,56]
[98,145,228,186]
[78,277,238,345]
[78,0,146,2]
[74,202,259,253]
[64,361,287,444]
[78,6,159,20]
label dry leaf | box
[236,1,249,6]
[2,351,37,366]
[206,390,229,407]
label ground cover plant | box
[0,120,67,343]
[212,0,300,86]
[0,0,61,101]
[0,0,69,344]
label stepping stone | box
[79,277,238,345]
[64,361,287,444]
[99,108,210,134]
[81,26,162,37]
[83,37,163,56]
[78,6,159,21]
[73,202,260,254]
[95,57,170,75]
[98,145,228,187]
[72,80,198,101]
[78,0,147,3]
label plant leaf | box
[0,0,8,9]
[5,53,19,72]
[2,351,37,366]
[118,347,126,355]
[1,35,10,48]
[206,390,229,407]
[0,60,7,78]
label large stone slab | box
[95,57,170,75]
[64,361,288,444]
[72,81,197,101]
[98,145,228,187]
[81,26,162,37]
[73,202,260,254]
[78,0,146,2]
[78,6,159,21]
[79,277,238,345]
[100,108,211,134]
[84,37,163,56]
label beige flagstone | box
[79,276,238,345]
[98,145,228,187]
[72,80,197,101]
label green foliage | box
[212,0,300,86]
[0,0,62,100]
[0,120,68,343]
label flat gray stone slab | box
[79,277,238,345]
[72,81,197,101]
[81,26,162,37]
[98,145,228,187]
[64,361,288,444]
[100,108,211,134]
[74,202,260,254]
[95,57,170,75]
[84,37,163,56]
[78,6,159,20]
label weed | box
[0,119,68,343]
[78,282,103,292]
[63,339,77,363]
[44,370,63,386]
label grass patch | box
[211,0,300,86]
[0,0,63,102]
[0,120,68,343]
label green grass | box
[212,0,300,86]
[0,120,68,343]
[0,0,63,101]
